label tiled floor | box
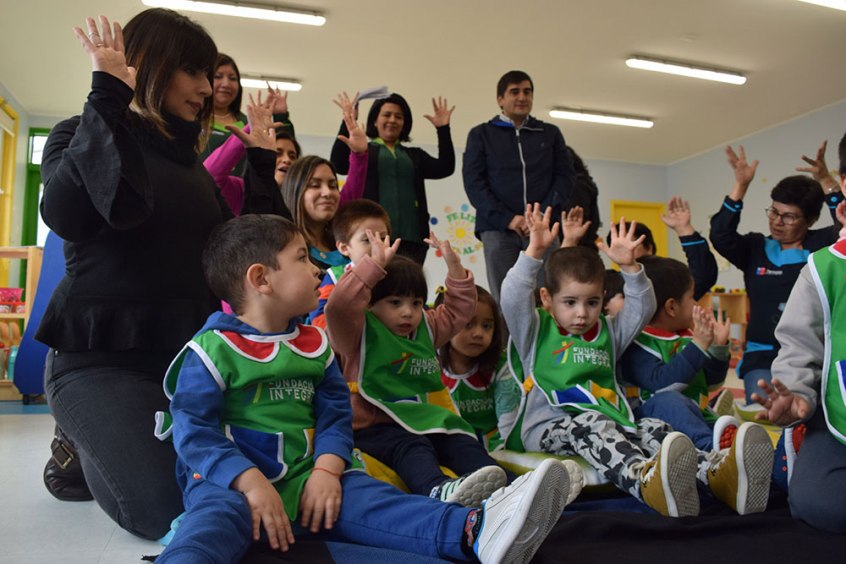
[0,410,161,563]
[0,369,748,563]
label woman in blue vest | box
[709,143,843,403]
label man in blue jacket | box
[463,70,575,304]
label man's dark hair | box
[370,256,427,304]
[497,70,534,98]
[770,175,824,225]
[203,214,299,314]
[544,246,605,296]
[637,256,693,314]
[366,93,413,142]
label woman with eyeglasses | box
[709,143,844,403]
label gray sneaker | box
[429,465,507,507]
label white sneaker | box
[474,458,569,564]
[429,465,507,507]
[557,459,584,505]
[712,415,740,451]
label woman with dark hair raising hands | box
[38,9,230,539]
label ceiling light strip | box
[241,76,302,92]
[626,57,746,85]
[549,108,654,129]
[796,0,846,11]
[141,0,326,26]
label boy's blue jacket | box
[169,311,353,491]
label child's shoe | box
[639,431,699,517]
[473,458,569,564]
[429,465,507,507]
[712,415,740,451]
[557,459,584,504]
[772,423,806,492]
[709,388,737,418]
[708,422,773,515]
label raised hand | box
[73,16,135,89]
[524,203,560,260]
[266,84,289,115]
[225,92,285,150]
[367,229,400,269]
[596,218,645,272]
[336,107,367,154]
[560,206,591,248]
[752,378,811,427]
[691,304,715,351]
[726,145,758,187]
[712,308,731,346]
[332,91,360,122]
[423,96,455,128]
[425,231,466,279]
[796,140,837,191]
[661,196,694,236]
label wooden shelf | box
[1,246,43,393]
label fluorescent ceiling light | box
[141,0,326,26]
[626,56,746,85]
[549,108,654,129]
[241,76,302,92]
[796,0,846,10]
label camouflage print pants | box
[538,410,719,498]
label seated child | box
[156,214,574,563]
[309,199,391,328]
[753,194,846,533]
[501,203,772,517]
[435,285,512,452]
[621,256,738,450]
[325,230,512,506]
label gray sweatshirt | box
[770,264,824,419]
[500,252,657,450]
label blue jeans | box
[636,391,713,451]
[44,349,184,539]
[157,471,473,563]
[479,230,557,305]
[743,368,772,404]
[354,423,512,494]
[788,410,846,533]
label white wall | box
[667,98,846,290]
[11,92,846,300]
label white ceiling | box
[2,0,846,165]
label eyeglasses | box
[765,207,803,225]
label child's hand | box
[660,196,694,237]
[691,304,715,351]
[752,378,811,427]
[560,206,591,248]
[300,468,343,533]
[596,217,645,272]
[367,229,400,269]
[836,200,846,232]
[232,467,294,552]
[524,203,560,260]
[712,309,731,347]
[425,232,466,279]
